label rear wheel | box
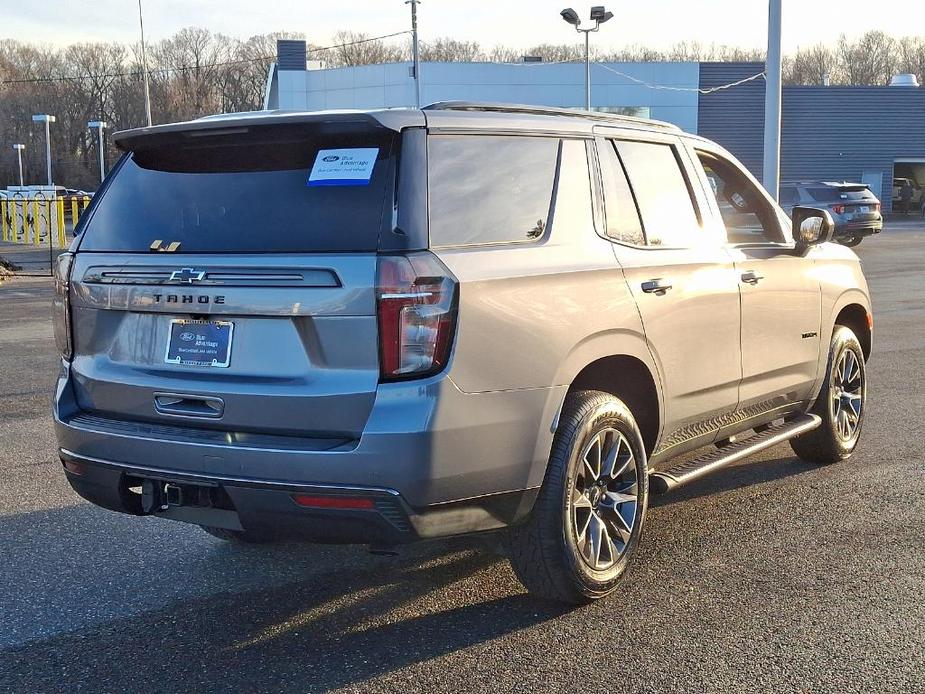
[791,326,867,464]
[509,390,648,603]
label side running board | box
[649,414,822,494]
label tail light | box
[52,252,74,360]
[376,253,458,381]
[872,203,881,213]
[831,204,846,214]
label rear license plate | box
[165,319,234,368]
[858,205,870,213]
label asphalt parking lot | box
[1,224,923,693]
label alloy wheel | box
[830,347,864,441]
[570,428,639,571]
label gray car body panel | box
[55,105,872,539]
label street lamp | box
[31,114,56,187]
[560,5,613,110]
[12,144,25,187]
[88,120,108,183]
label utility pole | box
[12,144,25,186]
[763,0,783,201]
[406,0,421,108]
[138,0,153,126]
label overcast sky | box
[4,0,923,54]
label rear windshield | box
[78,125,396,253]
[808,186,875,202]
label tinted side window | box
[598,139,644,245]
[697,151,784,244]
[550,139,594,235]
[429,135,558,247]
[615,140,701,248]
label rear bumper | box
[53,361,562,540]
[60,450,538,544]
[834,219,882,237]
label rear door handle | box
[641,279,673,295]
[740,270,764,285]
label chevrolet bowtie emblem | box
[168,268,206,284]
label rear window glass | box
[428,135,558,246]
[616,140,702,247]
[599,140,644,245]
[808,186,874,202]
[78,126,395,253]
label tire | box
[199,525,276,543]
[840,236,863,247]
[509,390,648,604]
[791,326,867,465]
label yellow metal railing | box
[0,195,90,248]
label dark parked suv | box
[779,181,882,247]
[53,104,872,603]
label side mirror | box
[792,206,835,251]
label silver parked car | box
[779,181,882,247]
[53,104,872,603]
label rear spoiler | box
[113,109,425,152]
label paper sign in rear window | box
[308,148,379,186]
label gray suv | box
[53,103,872,603]
[779,181,882,247]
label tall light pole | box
[406,0,421,108]
[88,121,108,183]
[31,114,56,187]
[138,0,153,126]
[561,6,613,110]
[12,144,25,187]
[763,0,783,201]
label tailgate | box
[69,253,380,436]
[68,120,397,438]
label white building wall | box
[273,61,701,132]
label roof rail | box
[423,101,681,131]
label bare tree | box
[897,35,925,85]
[784,43,838,85]
[837,31,897,85]
[325,30,406,67]
[421,38,483,62]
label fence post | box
[56,198,66,248]
[15,199,25,242]
[31,199,41,245]
[70,198,78,230]
[1,200,7,242]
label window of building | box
[615,140,702,247]
[591,106,651,119]
[428,135,559,247]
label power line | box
[594,63,766,93]
[0,30,412,86]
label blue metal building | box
[268,42,925,211]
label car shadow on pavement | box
[650,454,819,508]
[0,504,570,692]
